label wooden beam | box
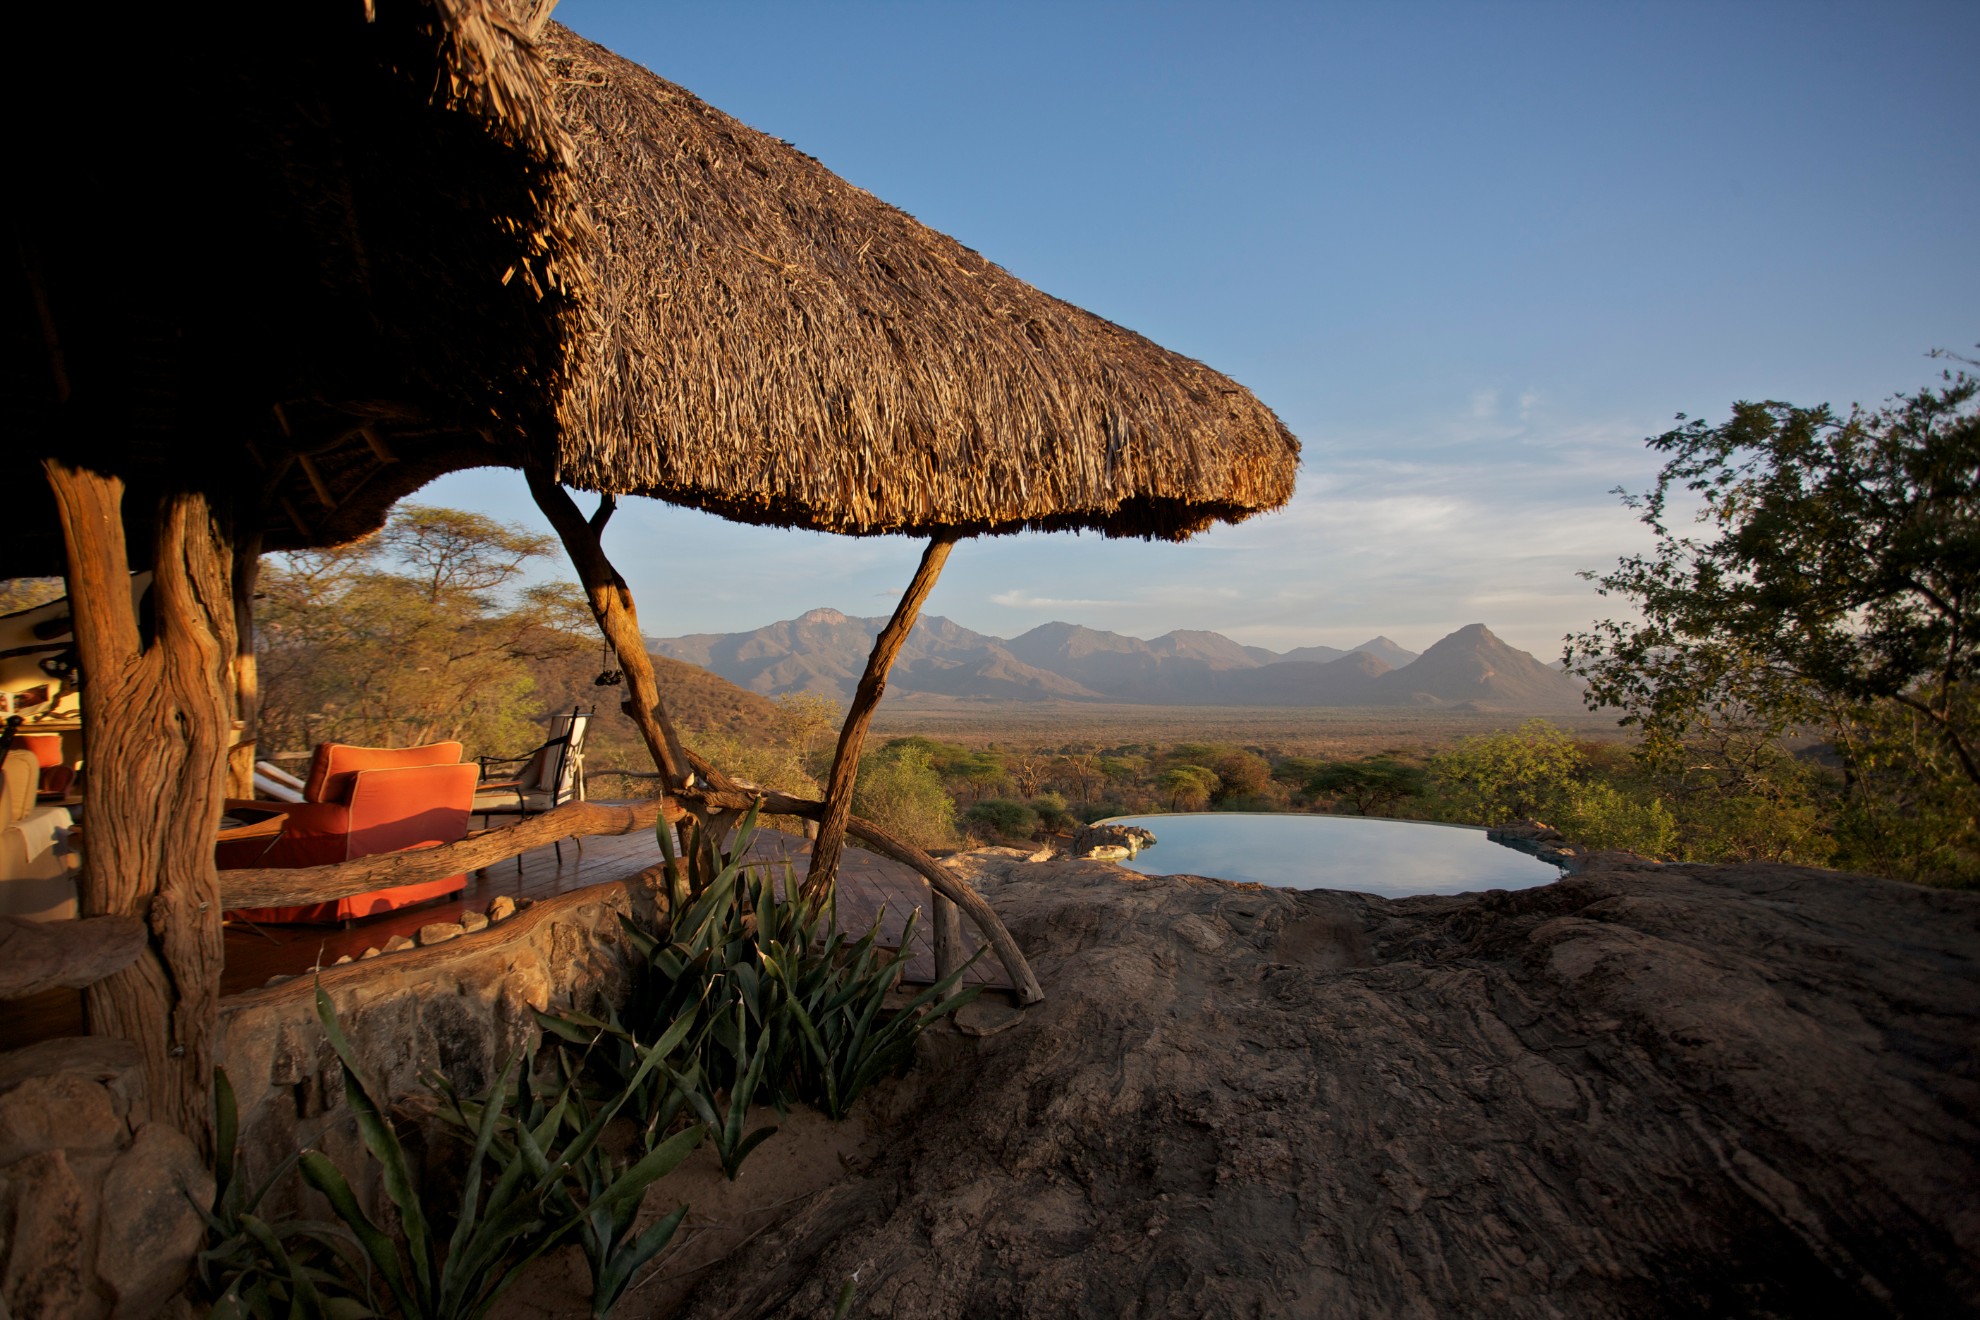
[840,813,1044,1005]
[220,796,684,908]
[295,452,335,509]
[359,425,396,463]
[806,535,957,895]
[525,469,693,789]
[0,916,147,999]
[224,752,1040,1000]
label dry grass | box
[540,24,1299,542]
[868,698,1630,757]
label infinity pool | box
[1100,813,1563,899]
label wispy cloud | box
[990,589,1129,609]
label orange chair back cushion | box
[19,734,64,769]
[304,741,464,804]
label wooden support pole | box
[805,535,957,896]
[45,460,234,1149]
[932,891,964,985]
[526,469,693,790]
[295,451,335,509]
[226,527,263,798]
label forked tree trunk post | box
[225,529,263,798]
[806,535,958,896]
[44,459,235,1150]
[526,469,693,790]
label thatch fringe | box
[542,26,1299,541]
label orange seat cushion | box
[304,740,464,804]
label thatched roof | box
[542,26,1299,541]
[8,0,588,571]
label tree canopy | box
[1568,356,1978,883]
[255,506,592,761]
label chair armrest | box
[475,755,532,782]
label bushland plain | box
[869,697,1627,758]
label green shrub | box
[1305,756,1427,817]
[1156,765,1220,812]
[852,743,959,850]
[1427,720,1584,825]
[201,986,702,1320]
[546,809,977,1167]
[1552,779,1678,857]
[1028,792,1074,832]
[964,798,1040,841]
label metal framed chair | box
[473,707,591,869]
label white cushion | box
[1,802,79,921]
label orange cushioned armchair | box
[219,740,479,923]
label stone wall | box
[217,874,660,1212]
[0,870,662,1317]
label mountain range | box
[647,610,1588,711]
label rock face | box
[679,857,1980,1318]
[0,1037,212,1320]
[1071,823,1156,861]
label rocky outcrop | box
[677,857,1980,1318]
[0,1037,211,1320]
[1070,823,1157,861]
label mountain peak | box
[650,611,1582,709]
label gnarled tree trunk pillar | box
[806,535,957,897]
[44,459,234,1152]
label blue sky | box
[424,0,1979,658]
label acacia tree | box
[1157,765,1220,812]
[1307,756,1427,817]
[1567,358,1978,879]
[256,506,591,759]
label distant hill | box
[647,612,1584,711]
[1369,624,1585,711]
[527,647,782,780]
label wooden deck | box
[1,815,1008,1052]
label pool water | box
[1099,813,1563,899]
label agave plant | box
[197,1068,364,1320]
[299,984,704,1320]
[546,801,983,1168]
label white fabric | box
[476,713,589,815]
[253,761,307,803]
[534,712,590,797]
[1,802,78,921]
[1,749,37,828]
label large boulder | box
[0,1037,211,1320]
[677,857,1980,1318]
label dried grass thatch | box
[542,25,1299,541]
[10,0,589,569]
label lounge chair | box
[218,740,478,923]
[473,708,591,867]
